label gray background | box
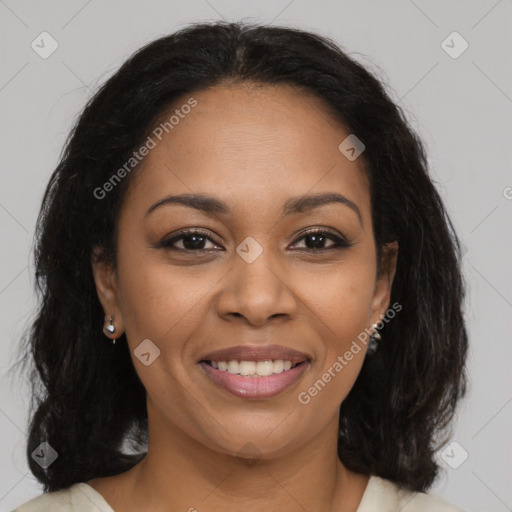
[1,1,511,511]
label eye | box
[158,228,353,253]
[290,228,353,252]
[158,229,221,251]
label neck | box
[123,402,369,512]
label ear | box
[91,246,124,338]
[370,240,399,325]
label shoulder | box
[357,475,465,512]
[13,482,115,512]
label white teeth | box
[272,360,284,373]
[209,359,299,376]
[256,360,274,376]
[227,360,239,374]
[239,361,256,375]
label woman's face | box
[93,83,397,459]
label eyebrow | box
[145,192,362,226]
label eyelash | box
[159,228,354,253]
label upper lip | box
[199,344,310,364]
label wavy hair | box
[11,20,468,493]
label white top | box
[13,475,465,511]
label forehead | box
[123,83,371,223]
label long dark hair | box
[11,20,468,493]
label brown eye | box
[290,229,353,251]
[158,228,353,253]
[159,230,220,251]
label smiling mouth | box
[198,358,311,400]
[200,359,307,377]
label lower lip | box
[199,361,310,400]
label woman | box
[13,20,467,511]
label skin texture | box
[89,83,398,512]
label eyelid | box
[159,228,221,249]
[159,226,353,252]
[290,227,353,251]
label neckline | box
[76,482,116,512]
[80,475,380,512]
[355,474,379,511]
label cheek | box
[114,251,212,426]
[115,244,212,345]
[305,261,376,341]
[296,261,375,405]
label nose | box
[216,245,297,327]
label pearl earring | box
[371,323,381,340]
[367,323,382,353]
[103,316,117,345]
